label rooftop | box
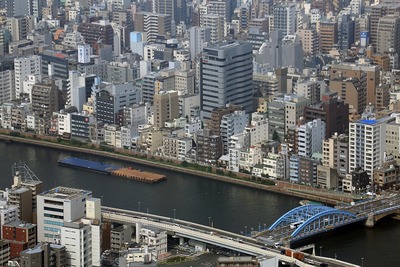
[40,186,92,200]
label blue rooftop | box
[359,119,377,125]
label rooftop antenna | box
[12,163,41,182]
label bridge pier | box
[179,237,185,245]
[136,223,141,242]
[365,214,375,227]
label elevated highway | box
[101,206,359,267]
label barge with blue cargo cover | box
[58,157,166,183]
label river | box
[0,142,399,266]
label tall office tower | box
[200,41,253,121]
[200,14,224,43]
[338,14,355,51]
[370,2,400,51]
[37,187,92,243]
[4,0,30,17]
[14,55,42,99]
[135,12,172,43]
[323,132,349,178]
[77,20,114,48]
[154,0,187,24]
[7,16,34,42]
[319,20,338,53]
[273,3,296,36]
[297,119,326,158]
[153,91,179,129]
[377,15,400,61]
[189,26,211,60]
[349,106,396,180]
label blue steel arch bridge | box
[257,195,400,244]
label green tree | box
[272,130,281,142]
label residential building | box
[200,14,225,43]
[2,221,36,259]
[297,119,326,158]
[273,4,296,36]
[373,157,399,190]
[304,91,349,137]
[319,20,338,53]
[370,2,400,51]
[200,41,253,121]
[386,115,400,165]
[349,106,396,179]
[297,28,319,57]
[330,77,366,115]
[61,221,92,267]
[377,15,400,65]
[20,242,66,267]
[77,20,114,48]
[135,12,171,43]
[153,91,179,129]
[195,129,222,165]
[323,133,349,178]
[220,110,248,154]
[6,187,32,223]
[14,55,42,98]
[189,26,210,60]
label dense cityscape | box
[0,0,400,266]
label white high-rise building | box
[14,55,42,98]
[61,221,92,266]
[189,26,210,59]
[78,44,91,64]
[37,187,92,243]
[220,110,248,155]
[349,106,396,179]
[297,119,326,158]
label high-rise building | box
[37,187,92,243]
[377,15,400,64]
[304,91,349,137]
[200,14,224,43]
[14,55,41,99]
[77,20,114,48]
[4,0,30,17]
[297,28,320,57]
[220,110,248,154]
[323,132,349,178]
[370,2,400,51]
[319,20,338,53]
[20,242,66,267]
[129,31,145,57]
[0,63,15,103]
[189,26,210,60]
[200,41,253,121]
[338,14,355,51]
[77,44,91,64]
[297,119,326,158]
[134,12,172,43]
[61,221,92,266]
[330,63,380,107]
[153,91,179,129]
[31,80,60,120]
[273,3,296,36]
[154,0,187,24]
[349,106,396,179]
[385,115,400,165]
[6,16,34,42]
